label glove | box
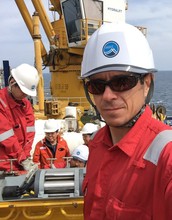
[21,157,36,171]
[51,164,56,169]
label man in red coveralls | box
[33,119,70,169]
[0,63,39,174]
[81,22,172,220]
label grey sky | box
[0,0,172,71]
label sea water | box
[43,70,172,115]
[152,71,172,116]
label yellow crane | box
[14,0,137,124]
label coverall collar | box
[93,106,152,157]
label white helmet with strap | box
[11,63,39,96]
[81,22,157,126]
[81,123,99,134]
[81,22,157,79]
[72,144,89,162]
[44,119,60,133]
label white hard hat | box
[44,119,60,133]
[81,123,99,134]
[11,63,39,96]
[72,144,89,162]
[81,22,157,78]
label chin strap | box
[145,78,154,104]
[122,105,146,127]
[83,80,105,122]
[123,75,154,127]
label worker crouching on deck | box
[33,119,70,169]
[0,63,39,174]
[81,22,172,220]
[69,144,89,168]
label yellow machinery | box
[14,0,136,122]
[14,0,147,124]
[0,167,85,220]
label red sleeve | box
[33,143,41,163]
[164,180,172,218]
[153,143,172,219]
[33,142,42,169]
[22,99,35,157]
[0,109,27,163]
[64,140,71,157]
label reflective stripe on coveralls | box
[0,98,7,108]
[0,127,35,142]
[0,129,14,141]
[143,130,172,165]
[26,126,35,132]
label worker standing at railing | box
[0,63,39,174]
[69,144,89,168]
[33,119,70,169]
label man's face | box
[10,80,27,100]
[69,158,85,168]
[89,71,151,127]
[82,134,91,145]
[45,131,58,144]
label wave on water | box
[152,71,172,116]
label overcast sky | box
[0,0,172,71]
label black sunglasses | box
[85,74,144,95]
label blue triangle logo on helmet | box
[31,85,36,90]
[102,41,120,58]
[76,151,81,155]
